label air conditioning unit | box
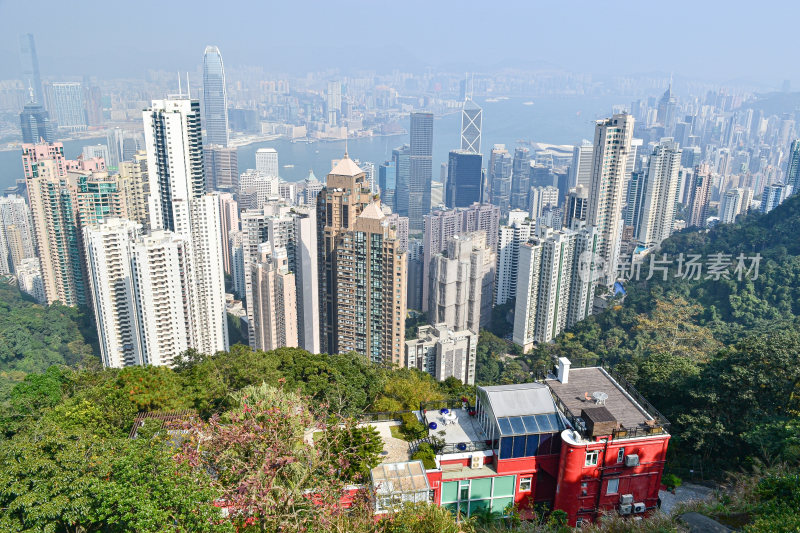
[633,502,646,514]
[619,494,634,504]
[619,504,633,515]
[470,454,483,469]
[624,454,640,467]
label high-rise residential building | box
[687,164,712,227]
[636,139,682,248]
[19,95,55,144]
[316,156,406,364]
[407,239,424,311]
[495,210,534,306]
[405,324,477,385]
[255,148,279,177]
[291,206,320,354]
[384,212,410,253]
[238,169,279,209]
[392,145,411,217]
[761,183,790,214]
[83,218,142,368]
[16,257,45,303]
[409,113,433,229]
[564,185,589,230]
[23,146,84,306]
[428,231,495,333]
[378,160,397,211]
[786,139,800,193]
[229,230,245,297]
[202,45,229,147]
[143,98,229,355]
[569,140,594,189]
[513,227,598,351]
[422,203,500,312]
[0,194,36,271]
[19,34,44,106]
[460,99,482,153]
[117,151,150,229]
[212,192,238,275]
[623,171,646,232]
[488,144,512,211]
[719,187,753,224]
[586,113,635,285]
[250,243,298,351]
[46,82,87,132]
[73,171,128,227]
[445,150,483,208]
[204,145,238,191]
[130,231,192,366]
[528,185,558,221]
[510,147,531,210]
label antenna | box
[186,72,191,98]
[178,71,182,96]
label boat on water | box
[523,101,534,106]
[283,164,295,168]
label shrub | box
[400,412,426,440]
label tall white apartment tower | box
[636,138,682,249]
[494,209,534,306]
[143,98,228,355]
[130,231,192,367]
[586,113,635,285]
[84,218,142,368]
[255,148,279,177]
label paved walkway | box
[659,483,716,514]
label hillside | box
[526,193,800,477]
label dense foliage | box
[0,281,98,399]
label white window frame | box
[585,450,599,467]
[606,478,619,495]
[519,476,532,492]
[617,448,625,463]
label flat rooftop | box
[424,408,488,446]
[546,367,660,431]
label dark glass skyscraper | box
[393,145,411,217]
[202,45,229,147]
[19,34,44,105]
[786,139,800,194]
[445,150,483,208]
[20,98,55,143]
[409,112,433,229]
[378,160,397,211]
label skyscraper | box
[445,150,483,208]
[204,145,238,191]
[687,164,712,227]
[510,147,531,210]
[130,231,192,367]
[719,187,752,223]
[19,93,55,144]
[405,324,477,385]
[495,210,534,306]
[19,34,44,106]
[586,113,635,285]
[202,45,229,147]
[761,183,789,214]
[250,243,298,351]
[255,148,279,177]
[786,139,800,194]
[316,156,406,364]
[569,140,594,189]
[378,160,397,211]
[214,192,239,275]
[623,171,646,231]
[409,112,433,229]
[0,194,36,272]
[564,186,589,230]
[326,81,342,126]
[460,99,482,153]
[143,98,228,355]
[636,138,682,248]
[84,218,142,368]
[421,203,500,312]
[428,231,495,332]
[46,82,87,132]
[513,227,598,351]
[392,145,411,216]
[488,144,512,211]
[117,151,150,230]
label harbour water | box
[0,95,624,190]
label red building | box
[369,358,671,526]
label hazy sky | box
[1,0,798,87]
